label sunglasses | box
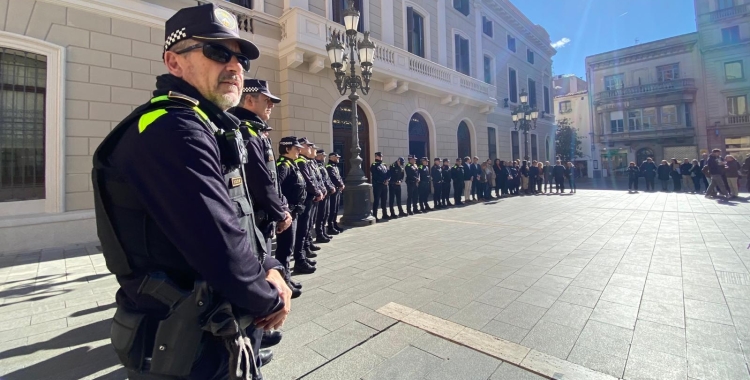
[174,43,251,71]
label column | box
[437,0,447,66]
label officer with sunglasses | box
[91,4,290,380]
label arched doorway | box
[636,147,654,164]
[408,113,430,159]
[457,121,471,158]
[332,100,371,180]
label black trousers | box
[418,183,430,208]
[432,182,442,206]
[315,194,329,233]
[672,177,681,192]
[389,184,402,209]
[406,182,419,211]
[294,197,313,258]
[276,218,297,265]
[442,182,451,204]
[306,200,318,245]
[628,177,639,190]
[372,183,388,217]
[453,181,463,203]
[471,179,478,197]
[555,177,564,192]
[327,191,340,227]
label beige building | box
[0,0,555,253]
[695,0,750,163]
[585,33,707,178]
[552,74,586,97]
[553,88,594,177]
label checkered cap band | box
[243,87,259,93]
[164,27,187,51]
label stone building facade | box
[554,89,594,178]
[0,0,555,253]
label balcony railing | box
[597,125,695,142]
[277,7,496,107]
[727,114,750,125]
[595,79,696,103]
[699,3,749,23]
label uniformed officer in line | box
[417,157,432,212]
[405,155,421,215]
[91,4,289,379]
[275,136,309,284]
[306,147,329,245]
[441,158,453,206]
[325,152,346,234]
[452,157,466,205]
[431,158,443,209]
[371,152,391,221]
[314,149,336,240]
[293,138,322,274]
[388,157,406,217]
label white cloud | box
[551,37,571,49]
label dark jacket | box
[627,166,640,180]
[529,166,539,178]
[552,165,565,179]
[470,163,480,179]
[680,163,692,176]
[462,162,473,180]
[657,164,671,181]
[707,155,723,176]
[371,159,390,184]
[520,165,529,177]
[388,162,404,184]
[405,163,420,183]
[690,164,702,178]
[496,166,509,183]
[297,157,322,198]
[278,156,307,213]
[725,160,741,178]
[418,164,430,186]
[326,162,344,189]
[442,165,452,183]
[105,74,282,316]
[431,164,442,183]
[640,161,657,177]
[451,164,464,182]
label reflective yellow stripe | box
[150,95,169,103]
[138,109,168,133]
[294,158,306,163]
[192,106,209,121]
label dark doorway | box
[457,121,471,158]
[332,100,370,181]
[636,147,654,164]
[408,113,430,159]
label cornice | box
[484,0,556,57]
[588,40,697,71]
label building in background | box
[585,33,706,178]
[553,88,594,178]
[0,0,555,253]
[695,0,750,164]
[552,74,587,97]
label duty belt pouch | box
[111,306,147,371]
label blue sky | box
[511,0,699,78]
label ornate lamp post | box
[511,89,539,161]
[325,0,376,227]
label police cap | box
[374,152,383,157]
[421,157,428,161]
[243,79,281,103]
[163,3,260,60]
[329,152,341,158]
[279,136,303,148]
[316,149,326,155]
[297,137,315,147]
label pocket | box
[111,306,147,371]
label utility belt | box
[112,272,258,379]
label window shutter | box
[455,34,460,70]
[407,7,414,53]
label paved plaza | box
[1,190,750,379]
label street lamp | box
[325,0,376,227]
[511,89,538,161]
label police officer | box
[441,158,453,206]
[418,157,431,212]
[431,158,443,209]
[452,158,466,205]
[293,138,322,274]
[91,4,288,379]
[388,157,406,217]
[371,152,391,221]
[314,149,336,240]
[275,137,307,296]
[326,153,345,234]
[405,155,420,214]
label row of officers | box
[370,155,484,220]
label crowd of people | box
[369,155,580,220]
[627,149,750,199]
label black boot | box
[306,258,317,266]
[390,208,397,218]
[305,248,317,258]
[327,226,339,235]
[293,260,316,274]
[399,207,406,217]
[425,204,432,211]
[333,222,344,232]
[261,331,283,348]
[259,349,274,366]
[310,244,321,251]
[382,210,391,219]
[315,234,330,244]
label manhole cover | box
[716,271,750,286]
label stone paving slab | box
[1,190,750,379]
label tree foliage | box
[555,118,583,163]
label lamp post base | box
[339,179,375,227]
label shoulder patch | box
[138,109,168,133]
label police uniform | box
[431,160,443,208]
[314,149,336,241]
[388,158,406,217]
[276,137,308,278]
[441,160,453,206]
[230,79,287,256]
[91,4,280,379]
[405,156,420,214]
[370,152,390,220]
[325,153,345,233]
[452,160,465,205]
[293,138,322,273]
[417,158,431,211]
[306,151,328,245]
